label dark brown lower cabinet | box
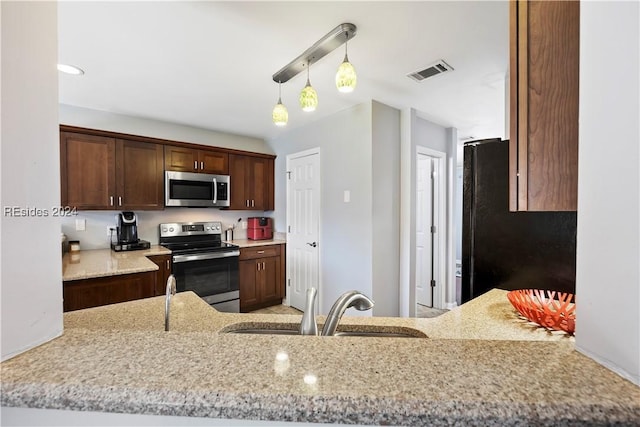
[63,271,155,312]
[239,244,284,312]
[147,254,172,296]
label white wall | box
[575,1,640,385]
[371,101,401,316]
[1,1,63,360]
[59,104,273,154]
[268,101,401,315]
[58,105,275,248]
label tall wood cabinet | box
[239,244,284,312]
[509,0,579,211]
[61,132,164,210]
[229,154,274,210]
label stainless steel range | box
[159,221,240,312]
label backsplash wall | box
[61,209,271,250]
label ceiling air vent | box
[407,60,454,82]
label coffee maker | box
[111,211,151,252]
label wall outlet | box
[241,221,248,230]
[75,219,86,231]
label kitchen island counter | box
[2,290,638,426]
[62,245,171,281]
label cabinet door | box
[229,154,249,209]
[228,154,275,210]
[198,150,229,174]
[260,256,281,302]
[509,0,579,211]
[148,254,172,296]
[239,259,259,312]
[116,139,165,210]
[164,145,198,172]
[63,271,155,312]
[60,132,116,209]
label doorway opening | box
[415,147,447,312]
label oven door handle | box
[173,250,240,263]
[212,177,218,205]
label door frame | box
[414,146,447,311]
[284,147,322,312]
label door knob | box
[306,242,317,248]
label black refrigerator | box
[461,138,577,303]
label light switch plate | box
[344,190,351,203]
[75,219,86,231]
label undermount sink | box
[224,327,426,338]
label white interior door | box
[416,154,435,307]
[286,149,320,312]
[416,149,445,309]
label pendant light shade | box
[272,82,288,126]
[299,64,318,112]
[336,36,356,93]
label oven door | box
[171,250,239,311]
[165,171,230,207]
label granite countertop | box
[1,290,639,425]
[224,238,287,248]
[62,245,171,281]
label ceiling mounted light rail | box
[270,23,358,126]
[272,23,357,84]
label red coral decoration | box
[507,289,576,335]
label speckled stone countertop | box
[1,290,639,426]
[62,245,171,281]
[224,238,287,248]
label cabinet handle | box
[201,161,204,170]
[166,260,170,269]
[194,160,198,170]
[109,196,114,206]
[118,196,122,206]
[246,200,250,207]
[257,262,261,271]
[257,250,265,254]
[251,199,255,207]
[262,262,266,270]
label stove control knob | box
[169,227,174,232]
[162,227,167,232]
[206,227,210,231]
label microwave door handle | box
[213,177,218,204]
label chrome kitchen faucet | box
[165,274,176,331]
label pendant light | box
[272,81,288,126]
[299,62,318,112]
[335,32,356,93]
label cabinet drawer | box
[239,245,280,260]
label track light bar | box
[272,23,357,84]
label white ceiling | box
[58,1,508,142]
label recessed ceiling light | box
[57,64,84,75]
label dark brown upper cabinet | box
[229,154,274,211]
[164,145,229,175]
[60,131,164,210]
[509,0,579,211]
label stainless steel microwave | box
[165,171,230,207]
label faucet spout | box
[165,274,176,331]
[321,291,374,336]
[299,287,318,335]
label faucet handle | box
[299,287,318,335]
